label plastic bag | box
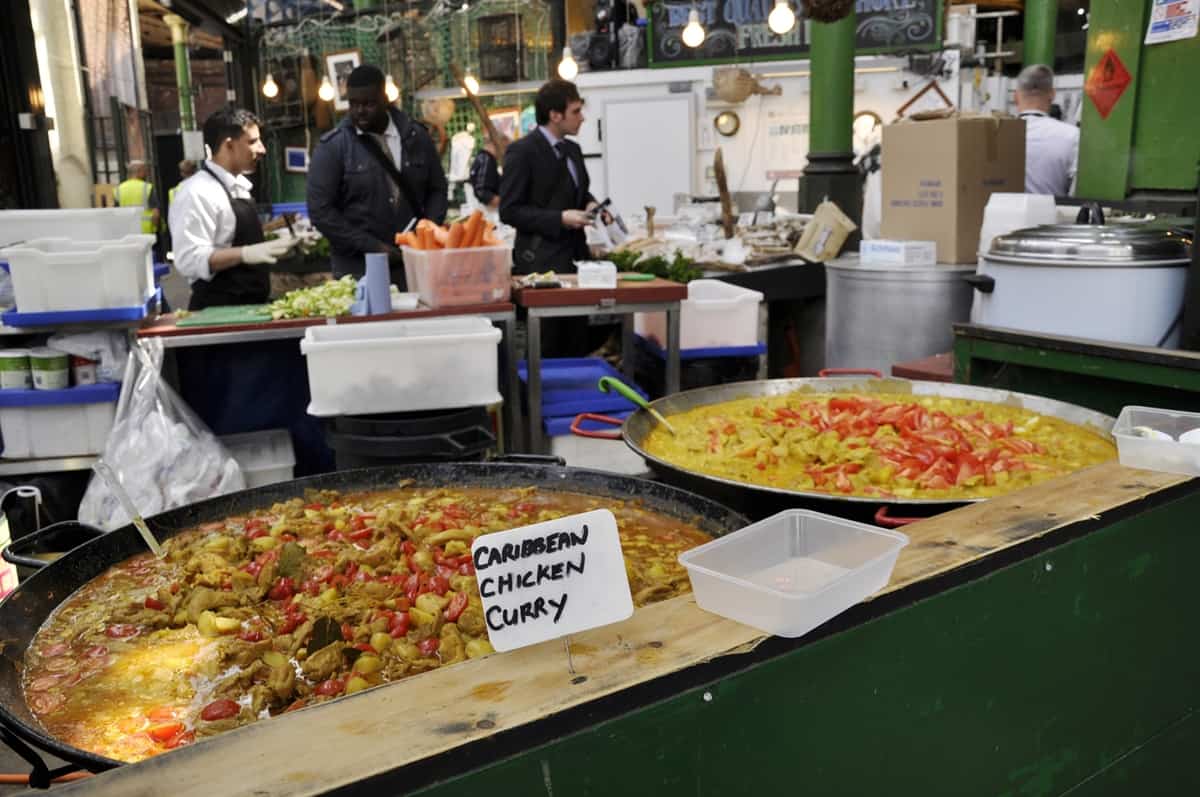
[46,330,130,383]
[78,338,244,530]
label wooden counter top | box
[63,462,1192,796]
[512,276,686,308]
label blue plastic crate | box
[0,382,120,408]
[1,287,160,327]
[517,357,648,417]
[635,334,766,361]
[271,202,309,217]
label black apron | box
[176,166,334,477]
[187,165,271,310]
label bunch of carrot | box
[395,211,502,251]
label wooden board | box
[62,463,1189,796]
[512,277,686,308]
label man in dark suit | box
[500,79,601,275]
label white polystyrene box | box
[219,429,296,488]
[301,316,503,417]
[0,235,155,312]
[0,208,142,247]
[0,401,117,459]
[635,279,763,350]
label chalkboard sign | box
[648,0,942,66]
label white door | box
[602,95,694,218]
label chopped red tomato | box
[418,637,440,656]
[146,721,185,743]
[341,622,354,641]
[444,592,468,623]
[164,730,195,749]
[388,613,410,638]
[105,624,138,639]
[200,699,241,722]
[314,678,345,696]
[267,577,295,602]
[144,596,165,611]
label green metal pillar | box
[1023,0,1057,67]
[801,13,860,236]
[164,14,195,131]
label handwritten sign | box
[649,0,943,66]
[471,509,633,652]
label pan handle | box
[570,413,625,440]
[874,506,924,528]
[490,454,567,466]
[819,368,883,378]
[2,521,107,571]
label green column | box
[801,12,860,234]
[808,13,855,154]
[1023,0,1057,67]
[164,14,195,131]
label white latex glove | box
[241,237,294,265]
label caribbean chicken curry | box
[643,392,1116,500]
[23,485,712,763]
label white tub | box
[1,235,155,312]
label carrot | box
[462,211,485,248]
[417,226,435,250]
[432,225,450,247]
[395,231,418,248]
[481,232,500,246]
[446,222,466,249]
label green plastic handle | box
[619,272,655,281]
[597,376,652,411]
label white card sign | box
[471,509,633,652]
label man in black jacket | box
[500,79,600,275]
[307,65,448,285]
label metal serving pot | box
[573,375,1115,522]
[0,460,748,777]
[969,223,1193,348]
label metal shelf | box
[0,456,97,476]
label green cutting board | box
[176,304,274,327]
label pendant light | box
[462,71,480,95]
[318,75,336,102]
[261,72,279,99]
[385,74,400,102]
[681,9,706,48]
[557,46,579,81]
[767,0,795,34]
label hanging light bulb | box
[462,71,480,96]
[681,9,706,48]
[557,46,578,81]
[261,72,279,99]
[767,0,795,35]
[318,75,335,102]
[385,74,400,103]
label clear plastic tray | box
[678,509,908,638]
[1112,405,1200,477]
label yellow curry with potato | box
[23,485,711,763]
[643,391,1116,500]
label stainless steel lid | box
[987,223,1193,267]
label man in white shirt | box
[169,107,295,309]
[1015,64,1080,197]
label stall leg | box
[666,308,681,395]
[528,312,544,452]
[500,315,523,453]
[621,314,636,383]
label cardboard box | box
[881,115,1025,264]
[859,239,938,266]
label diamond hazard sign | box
[1085,49,1133,120]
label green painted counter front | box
[406,482,1200,796]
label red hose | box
[818,368,883,378]
[0,771,92,784]
[569,413,624,440]
[874,506,923,528]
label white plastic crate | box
[0,208,142,247]
[678,509,908,638]
[219,429,296,488]
[1112,405,1200,477]
[635,279,762,350]
[301,316,503,417]
[0,385,119,459]
[401,245,512,307]
[0,235,155,313]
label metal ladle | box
[92,461,166,559]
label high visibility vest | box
[117,178,156,234]
[169,185,178,205]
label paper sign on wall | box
[471,509,633,653]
